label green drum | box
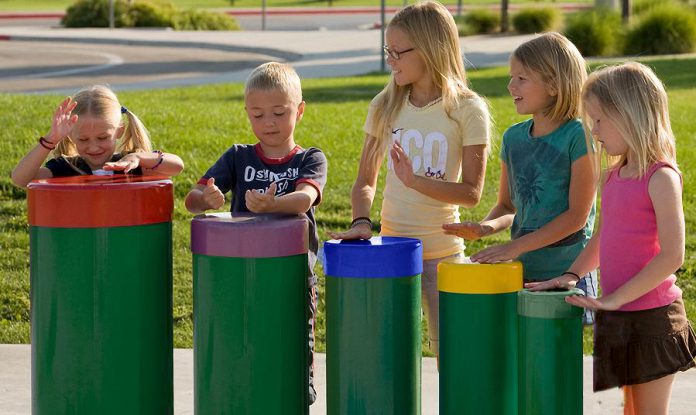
[438,259,523,415]
[191,213,310,415]
[518,288,584,415]
[324,236,423,415]
[28,175,174,415]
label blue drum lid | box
[324,236,423,278]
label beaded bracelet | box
[150,150,164,170]
[38,136,55,151]
[562,271,581,281]
[350,216,372,230]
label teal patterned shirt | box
[500,118,595,280]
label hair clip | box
[121,106,128,114]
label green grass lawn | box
[1,57,695,356]
[0,0,591,12]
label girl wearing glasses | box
[330,0,490,358]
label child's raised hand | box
[46,97,78,145]
[470,241,522,264]
[245,182,278,213]
[442,222,493,240]
[202,177,225,210]
[390,142,416,187]
[103,153,140,173]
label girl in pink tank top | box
[526,62,695,414]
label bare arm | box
[471,154,596,263]
[479,162,517,232]
[568,167,685,310]
[11,144,55,188]
[391,143,487,207]
[185,178,225,214]
[12,97,77,188]
[104,151,185,176]
[246,182,319,214]
[328,134,383,240]
[442,161,516,240]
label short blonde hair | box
[244,62,302,103]
[512,32,587,121]
[582,62,676,178]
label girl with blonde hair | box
[443,32,598,323]
[330,0,491,357]
[529,62,696,414]
[12,85,183,187]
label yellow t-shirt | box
[364,93,490,260]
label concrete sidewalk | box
[2,344,695,414]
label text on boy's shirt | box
[244,165,299,195]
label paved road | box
[0,26,534,94]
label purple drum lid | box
[191,212,309,258]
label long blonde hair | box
[582,62,676,179]
[54,85,152,158]
[511,32,587,122]
[368,0,480,165]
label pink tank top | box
[600,162,682,311]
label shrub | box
[623,4,696,55]
[512,7,561,34]
[62,0,131,28]
[460,8,501,35]
[632,0,674,16]
[128,2,175,28]
[172,9,240,31]
[62,0,239,30]
[564,9,623,56]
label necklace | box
[406,90,442,110]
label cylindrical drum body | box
[191,213,310,415]
[518,288,584,415]
[324,236,423,415]
[438,258,522,415]
[28,175,174,414]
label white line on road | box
[8,48,123,80]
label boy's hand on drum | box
[246,182,278,213]
[46,97,78,145]
[328,223,372,240]
[442,222,493,240]
[470,241,522,264]
[103,153,140,173]
[390,142,416,188]
[202,177,225,210]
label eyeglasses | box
[383,46,415,60]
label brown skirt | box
[593,298,696,391]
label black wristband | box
[39,136,55,151]
[562,271,581,281]
[350,216,372,229]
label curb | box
[0,4,593,20]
